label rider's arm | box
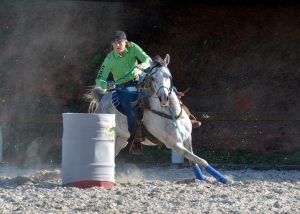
[132,42,151,69]
[95,55,113,89]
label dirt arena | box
[0,163,299,213]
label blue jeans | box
[116,86,139,135]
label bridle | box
[147,64,173,99]
[139,62,183,120]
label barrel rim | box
[63,180,115,189]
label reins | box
[168,103,185,141]
[149,105,183,120]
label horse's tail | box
[83,86,107,113]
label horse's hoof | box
[192,120,201,128]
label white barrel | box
[172,149,184,164]
[61,113,115,188]
[0,127,2,162]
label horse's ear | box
[164,54,170,66]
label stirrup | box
[129,140,143,155]
[134,121,145,142]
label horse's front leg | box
[171,140,227,184]
[171,141,208,168]
[183,135,194,166]
[183,135,193,153]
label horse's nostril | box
[161,103,169,108]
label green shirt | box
[95,42,151,89]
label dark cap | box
[111,31,126,42]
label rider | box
[95,30,151,154]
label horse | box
[86,54,227,183]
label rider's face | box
[112,40,126,54]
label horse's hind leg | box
[171,141,227,183]
[115,136,128,156]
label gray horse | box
[86,54,227,183]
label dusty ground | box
[0,163,299,213]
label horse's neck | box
[169,92,182,114]
[149,91,181,115]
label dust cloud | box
[0,0,124,166]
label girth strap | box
[141,123,165,148]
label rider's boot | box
[129,121,144,155]
[191,120,201,128]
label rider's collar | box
[113,47,128,58]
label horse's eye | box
[151,76,154,81]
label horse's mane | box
[84,87,107,113]
[152,55,167,67]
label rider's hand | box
[136,64,144,70]
[107,81,115,90]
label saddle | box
[111,88,201,153]
[174,88,201,128]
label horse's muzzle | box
[159,94,169,108]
